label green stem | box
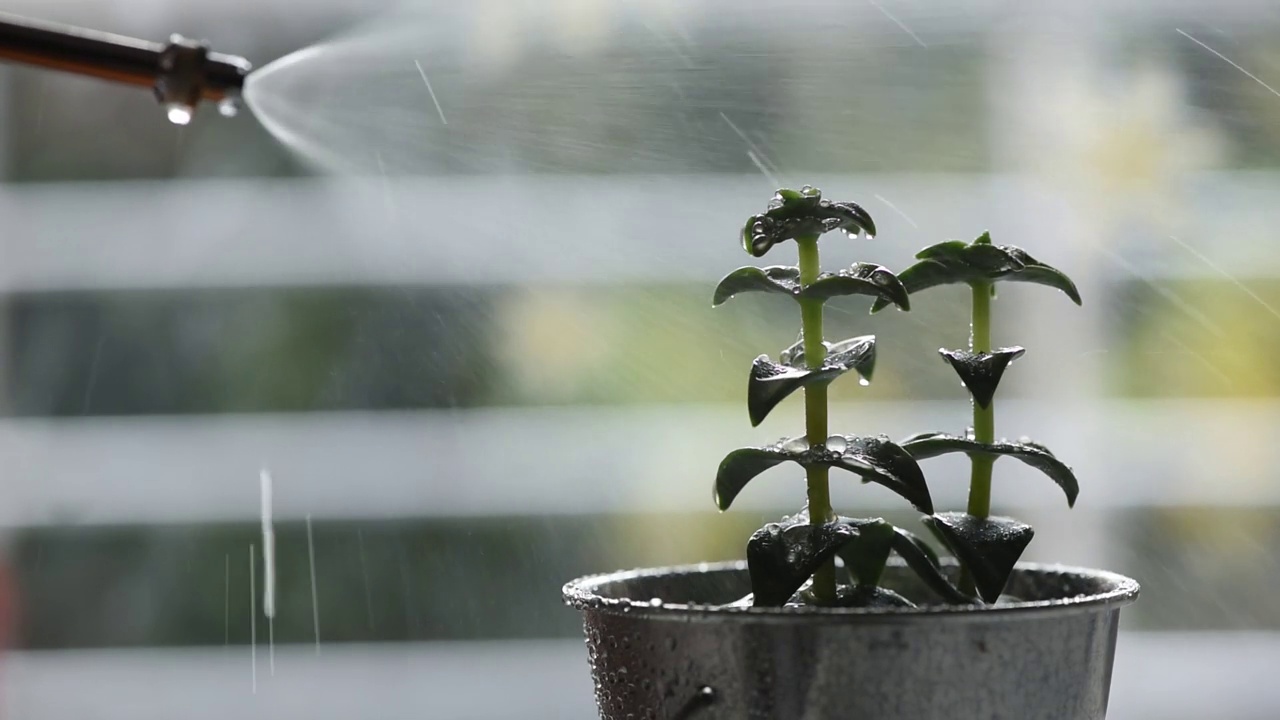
[960,280,995,598]
[967,280,994,518]
[797,235,835,603]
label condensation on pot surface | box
[565,561,1138,720]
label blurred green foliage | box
[3,283,982,416]
[1113,277,1280,397]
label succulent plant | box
[714,189,1081,607]
[884,231,1082,602]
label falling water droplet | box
[674,684,719,719]
[218,97,240,118]
[166,104,193,125]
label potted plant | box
[563,186,1138,720]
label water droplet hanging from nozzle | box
[166,104,193,125]
[217,97,239,118]
[154,35,208,125]
[152,34,250,125]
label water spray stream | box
[260,470,276,676]
[307,514,321,655]
[249,543,257,695]
[237,0,886,175]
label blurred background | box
[0,0,1273,717]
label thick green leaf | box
[833,436,934,513]
[800,263,910,310]
[747,336,876,426]
[747,517,861,606]
[712,266,801,306]
[900,431,1079,507]
[938,347,1025,409]
[832,519,976,605]
[999,246,1082,305]
[714,263,907,311]
[780,335,877,374]
[889,528,978,605]
[714,442,798,511]
[870,233,1082,311]
[714,434,933,513]
[834,518,895,588]
[915,240,969,260]
[924,512,1034,603]
[741,186,876,258]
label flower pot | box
[563,560,1139,720]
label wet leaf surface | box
[834,518,895,588]
[715,435,933,513]
[900,431,1079,507]
[746,335,875,426]
[871,232,1081,311]
[747,517,860,606]
[924,512,1035,603]
[712,263,907,310]
[938,346,1025,409]
[740,186,875,258]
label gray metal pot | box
[563,560,1138,720]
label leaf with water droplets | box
[888,527,978,605]
[998,245,1082,304]
[835,436,934,513]
[741,186,876,258]
[938,347,1025,409]
[900,431,1079,507]
[833,517,975,604]
[714,445,794,511]
[747,518,861,606]
[834,518,895,588]
[712,266,801,306]
[924,512,1034,603]
[871,232,1082,311]
[714,435,933,513]
[746,336,876,426]
[799,263,910,311]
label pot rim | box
[563,560,1139,623]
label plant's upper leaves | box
[889,527,978,605]
[938,347,1026,409]
[998,246,1083,304]
[900,431,1079,507]
[712,266,802,306]
[715,434,933,513]
[871,232,1082,311]
[924,512,1034,603]
[747,335,876,426]
[741,186,876,258]
[834,518,895,588]
[747,515,860,606]
[712,263,907,311]
[800,263,910,310]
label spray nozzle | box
[0,12,252,124]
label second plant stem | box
[967,280,995,518]
[961,281,995,597]
[797,235,835,603]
